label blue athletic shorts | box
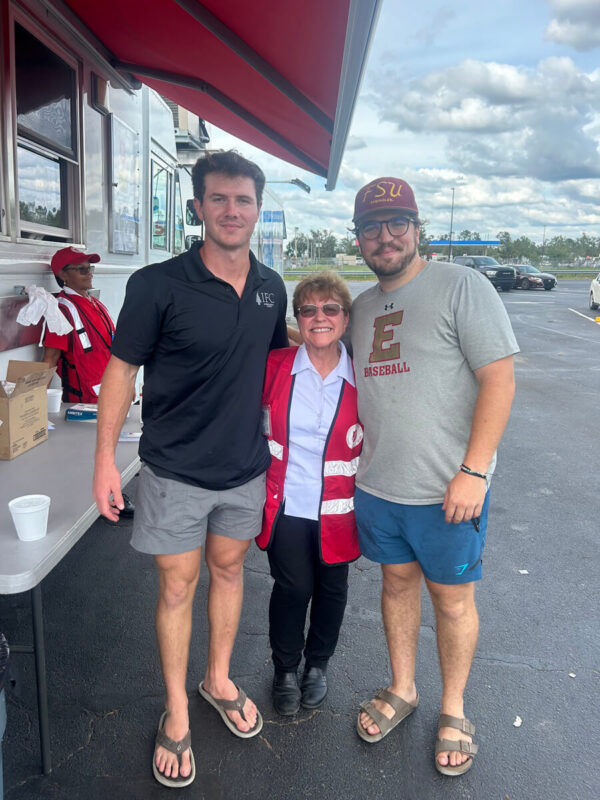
[354,487,490,585]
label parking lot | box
[2,280,599,800]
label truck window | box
[151,158,172,251]
[174,174,184,254]
[15,22,79,241]
[109,116,140,254]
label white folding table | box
[0,406,140,774]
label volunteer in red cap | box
[42,246,115,403]
[349,177,519,776]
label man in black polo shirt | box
[93,151,287,788]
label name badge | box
[261,404,272,437]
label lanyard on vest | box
[58,297,93,352]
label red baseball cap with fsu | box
[353,177,419,223]
[50,247,100,276]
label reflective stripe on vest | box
[323,457,360,477]
[58,297,93,352]
[268,439,284,460]
[321,497,354,515]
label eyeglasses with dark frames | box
[296,302,344,319]
[64,265,95,275]
[356,216,413,240]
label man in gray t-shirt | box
[350,177,518,777]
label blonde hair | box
[293,271,352,316]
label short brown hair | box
[191,150,266,205]
[293,271,352,316]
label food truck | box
[0,0,380,375]
[0,0,381,780]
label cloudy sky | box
[207,0,600,245]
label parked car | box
[590,272,600,310]
[511,264,557,291]
[453,256,515,291]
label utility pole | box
[542,225,546,257]
[448,187,455,261]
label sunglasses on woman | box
[296,302,344,319]
[64,265,95,275]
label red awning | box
[58,0,381,188]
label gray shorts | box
[131,463,266,555]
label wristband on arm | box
[459,463,488,481]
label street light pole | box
[269,180,310,267]
[542,224,546,257]
[266,178,311,194]
[448,187,455,261]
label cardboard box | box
[0,361,56,460]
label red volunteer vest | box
[256,347,363,565]
[43,291,115,403]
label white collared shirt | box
[282,341,355,520]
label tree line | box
[421,228,600,265]
[286,226,599,266]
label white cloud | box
[559,178,600,204]
[347,166,600,242]
[546,0,600,51]
[367,57,600,181]
[198,4,600,245]
[345,136,368,151]
[414,5,457,46]
[337,163,372,191]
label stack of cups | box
[8,495,51,542]
[46,388,62,414]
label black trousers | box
[267,514,349,672]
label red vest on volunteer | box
[43,289,115,403]
[257,347,363,565]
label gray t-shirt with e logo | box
[349,261,519,505]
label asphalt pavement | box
[1,279,598,799]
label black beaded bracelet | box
[460,463,488,480]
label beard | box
[363,238,418,279]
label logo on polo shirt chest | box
[256,291,275,308]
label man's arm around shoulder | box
[93,355,139,521]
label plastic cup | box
[8,495,51,542]
[47,388,62,414]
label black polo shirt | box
[111,243,288,489]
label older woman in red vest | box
[257,272,363,715]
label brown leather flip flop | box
[198,681,263,738]
[152,711,196,788]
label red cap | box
[353,177,418,223]
[50,247,100,276]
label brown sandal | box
[198,681,263,738]
[152,711,196,788]
[435,713,478,776]
[357,687,419,743]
